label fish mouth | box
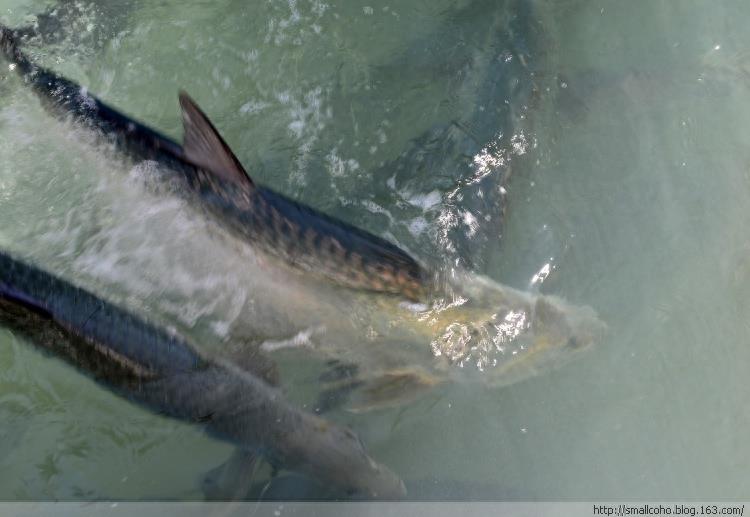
[532,295,607,353]
[311,452,406,500]
[348,460,407,500]
[332,440,407,500]
[291,416,406,500]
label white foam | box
[408,190,442,210]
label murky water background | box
[1,0,749,500]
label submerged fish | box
[364,0,541,271]
[0,25,605,412]
[0,250,405,498]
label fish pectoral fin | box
[345,368,443,414]
[319,359,359,383]
[178,91,255,190]
[316,379,365,414]
[313,360,363,413]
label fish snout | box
[338,427,407,500]
[298,420,406,499]
[351,457,407,500]
[533,296,606,352]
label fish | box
[0,23,605,412]
[0,24,425,301]
[204,468,521,501]
[351,0,543,271]
[0,250,406,499]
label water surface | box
[0,0,749,500]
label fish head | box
[412,272,606,385]
[509,294,606,377]
[289,414,406,499]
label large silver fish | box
[0,24,605,413]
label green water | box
[1,0,749,500]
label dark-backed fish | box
[0,24,605,412]
[0,250,405,498]
[0,24,425,300]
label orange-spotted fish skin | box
[0,24,426,301]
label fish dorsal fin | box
[178,91,254,190]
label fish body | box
[0,25,425,300]
[0,250,405,498]
[368,0,542,270]
[0,24,604,411]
